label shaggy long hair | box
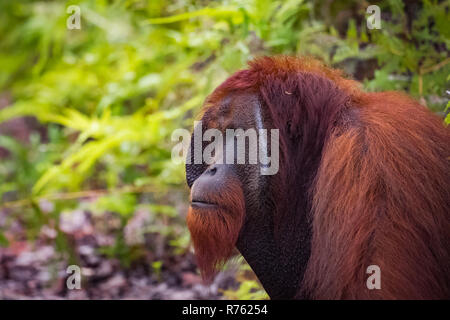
[191,56,450,299]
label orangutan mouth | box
[190,200,218,209]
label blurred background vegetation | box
[0,0,448,299]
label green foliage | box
[222,280,269,300]
[0,232,9,247]
[0,0,448,299]
[221,262,269,300]
[152,260,163,280]
[445,100,450,125]
[365,0,450,102]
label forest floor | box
[0,207,237,300]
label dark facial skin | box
[186,92,311,299]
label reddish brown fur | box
[304,91,450,299]
[189,56,450,298]
[187,173,245,281]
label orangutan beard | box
[186,183,245,281]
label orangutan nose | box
[190,164,228,207]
